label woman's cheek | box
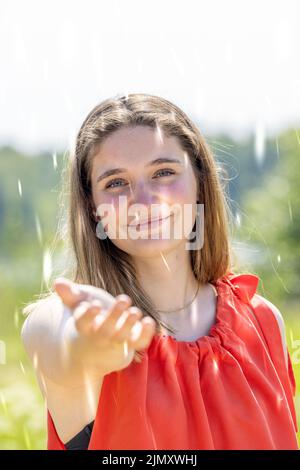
[156,178,196,206]
[159,178,198,233]
[93,193,119,233]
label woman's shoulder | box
[22,291,62,318]
[21,292,64,354]
[250,292,288,369]
[223,271,288,370]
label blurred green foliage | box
[0,129,299,449]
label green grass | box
[0,339,46,449]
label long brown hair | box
[23,92,234,362]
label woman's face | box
[90,125,198,258]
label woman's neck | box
[133,241,199,314]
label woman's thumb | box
[53,277,87,309]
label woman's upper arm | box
[260,298,288,370]
[21,294,75,384]
[21,294,62,353]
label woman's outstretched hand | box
[53,277,156,374]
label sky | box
[0,0,299,155]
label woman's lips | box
[127,214,172,229]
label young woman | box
[21,93,298,450]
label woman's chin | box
[114,236,184,259]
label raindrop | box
[14,308,19,328]
[52,152,57,170]
[123,340,129,357]
[82,372,98,414]
[288,200,293,223]
[18,179,22,197]
[254,120,266,167]
[43,248,52,286]
[0,393,7,414]
[235,212,241,227]
[275,137,280,161]
[294,128,300,146]
[19,360,26,374]
[183,151,189,169]
[33,352,38,370]
[35,213,43,245]
[212,358,219,375]
[154,123,164,145]
[159,251,171,273]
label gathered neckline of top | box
[152,272,259,346]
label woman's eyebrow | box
[96,157,183,183]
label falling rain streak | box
[43,248,52,286]
[52,151,57,170]
[19,361,26,375]
[288,200,293,222]
[14,308,19,329]
[235,212,241,227]
[159,251,171,273]
[35,213,43,245]
[17,179,22,197]
[0,393,7,414]
[254,120,266,167]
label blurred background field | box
[0,128,299,449]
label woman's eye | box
[105,179,127,189]
[153,169,175,178]
[105,169,175,189]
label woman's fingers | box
[96,295,132,335]
[53,277,87,309]
[73,300,103,336]
[128,316,156,351]
[90,298,156,352]
[58,283,157,356]
[112,307,143,343]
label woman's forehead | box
[92,127,187,170]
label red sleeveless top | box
[47,272,299,450]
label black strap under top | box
[65,420,95,450]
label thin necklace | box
[156,282,201,314]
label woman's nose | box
[129,181,158,207]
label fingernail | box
[129,306,140,314]
[144,317,155,325]
[54,277,68,285]
[116,294,131,303]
